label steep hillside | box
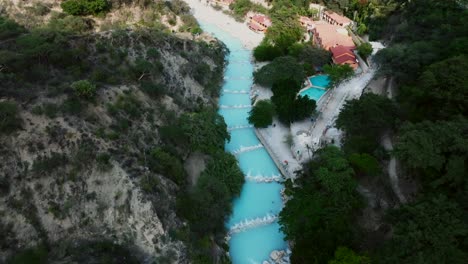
[0,2,227,263]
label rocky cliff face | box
[0,1,226,262]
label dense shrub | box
[61,0,110,16]
[148,148,185,185]
[139,81,165,99]
[0,16,25,40]
[253,44,282,61]
[248,100,275,128]
[357,43,373,60]
[71,80,97,99]
[323,64,354,86]
[254,56,305,86]
[0,101,22,134]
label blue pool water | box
[299,87,326,102]
[299,75,331,102]
[310,74,330,88]
[199,22,288,263]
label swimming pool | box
[299,87,326,102]
[299,74,330,102]
[309,74,330,88]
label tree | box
[71,80,97,99]
[271,78,316,124]
[279,146,362,263]
[328,247,370,264]
[379,195,468,264]
[394,118,468,197]
[253,43,283,61]
[184,152,244,234]
[254,56,305,86]
[296,45,332,67]
[148,148,185,185]
[0,16,25,40]
[0,101,21,134]
[178,108,230,154]
[337,93,399,141]
[399,56,468,121]
[265,6,304,53]
[61,0,110,16]
[248,100,275,128]
[323,64,354,86]
[357,43,373,60]
[348,153,380,177]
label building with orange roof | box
[330,45,358,69]
[310,21,355,50]
[322,10,353,27]
[247,13,272,33]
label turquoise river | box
[199,22,289,263]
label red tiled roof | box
[331,45,356,64]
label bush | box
[323,64,354,86]
[0,16,25,40]
[71,80,97,99]
[254,56,305,86]
[248,100,275,128]
[148,148,185,185]
[61,0,110,16]
[253,44,283,61]
[357,42,373,60]
[0,101,21,134]
[140,81,165,99]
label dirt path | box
[381,133,406,204]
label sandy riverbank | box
[184,0,263,50]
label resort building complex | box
[310,21,355,50]
[330,45,358,69]
[322,10,353,27]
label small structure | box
[330,45,358,70]
[310,21,355,50]
[247,12,272,33]
[322,10,353,27]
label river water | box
[198,22,288,263]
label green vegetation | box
[272,78,316,124]
[323,64,354,86]
[229,0,268,21]
[0,101,21,134]
[148,148,185,185]
[329,247,370,264]
[8,244,48,264]
[179,152,244,234]
[265,6,303,54]
[0,16,25,40]
[357,42,373,60]
[253,44,282,62]
[337,94,399,143]
[61,0,110,16]
[378,195,467,263]
[280,146,362,263]
[254,56,305,86]
[248,100,275,128]
[279,1,468,263]
[71,80,97,99]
